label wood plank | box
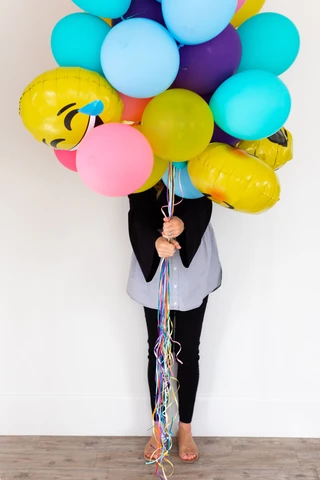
[107,466,319,480]
[0,468,318,480]
[0,436,39,452]
[228,437,300,469]
[18,469,109,480]
[0,473,31,480]
[0,450,96,470]
[297,450,320,469]
[34,436,113,452]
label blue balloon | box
[238,13,300,76]
[209,70,291,141]
[173,161,188,170]
[72,0,132,18]
[163,167,203,199]
[162,0,237,45]
[51,13,110,75]
[101,18,180,98]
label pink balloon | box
[236,0,246,11]
[76,123,154,196]
[54,149,77,172]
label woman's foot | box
[144,433,162,461]
[177,422,199,463]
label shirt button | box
[173,267,177,271]
[174,285,177,288]
[174,302,177,306]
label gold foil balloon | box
[134,156,169,193]
[237,127,293,170]
[19,67,123,150]
[188,143,281,214]
[231,0,266,28]
[102,18,112,26]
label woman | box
[127,180,222,463]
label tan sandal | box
[177,429,199,464]
[144,435,162,462]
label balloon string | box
[121,120,141,126]
[122,11,148,21]
[148,163,182,479]
[161,167,183,220]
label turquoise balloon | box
[51,13,110,75]
[163,167,203,199]
[209,70,291,141]
[72,0,132,18]
[238,13,300,76]
[162,0,237,45]
[173,161,188,170]
[101,19,180,98]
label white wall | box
[0,0,319,437]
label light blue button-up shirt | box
[127,223,222,311]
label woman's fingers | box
[171,240,181,250]
[163,216,184,238]
[162,231,178,240]
[156,236,181,258]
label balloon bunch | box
[19,0,299,214]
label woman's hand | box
[155,237,181,258]
[162,216,185,240]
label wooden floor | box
[0,436,320,480]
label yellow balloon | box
[102,18,112,27]
[19,67,123,151]
[141,89,214,162]
[135,156,169,193]
[237,128,293,171]
[231,0,266,28]
[188,143,280,214]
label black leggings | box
[144,296,208,424]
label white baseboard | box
[1,393,319,437]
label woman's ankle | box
[179,421,192,433]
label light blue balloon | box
[101,18,180,98]
[209,70,291,141]
[163,167,203,199]
[173,161,188,170]
[162,0,237,45]
[238,13,300,76]
[72,0,132,18]
[51,13,110,75]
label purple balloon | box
[201,94,240,146]
[212,124,239,147]
[113,0,166,27]
[172,24,242,96]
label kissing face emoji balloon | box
[19,67,123,150]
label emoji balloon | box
[237,127,293,171]
[19,67,123,151]
[188,143,281,214]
